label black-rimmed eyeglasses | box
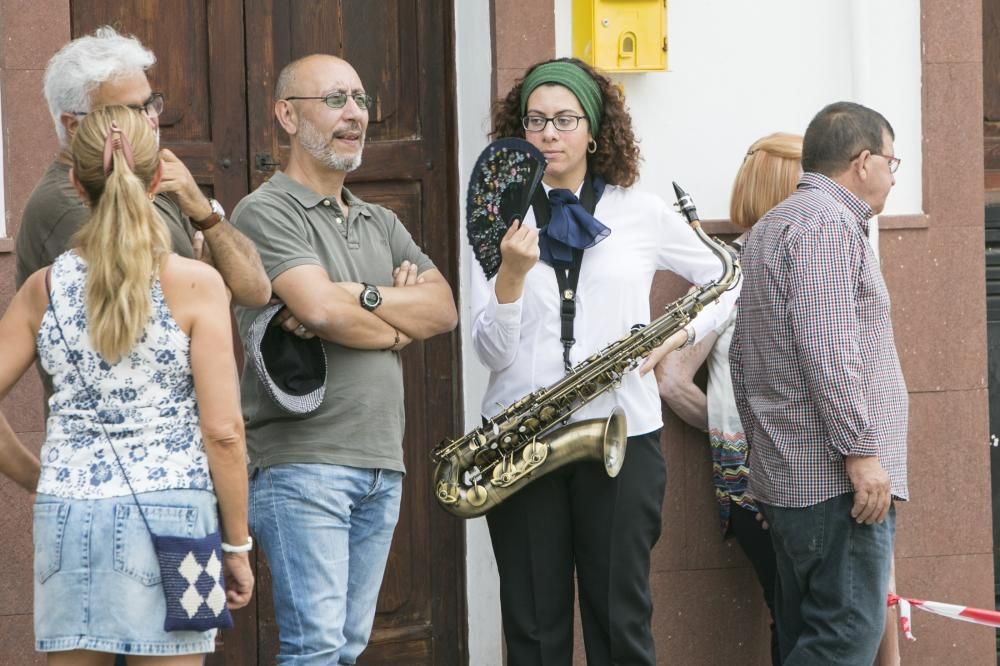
[70,92,165,119]
[522,115,587,132]
[284,91,375,111]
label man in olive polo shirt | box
[231,54,457,665]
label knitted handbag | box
[45,269,234,632]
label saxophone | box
[432,182,739,518]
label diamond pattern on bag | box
[179,552,202,584]
[205,579,227,615]
[180,583,205,618]
[154,532,234,631]
[174,549,228,619]
[205,551,222,580]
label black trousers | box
[730,504,781,666]
[486,429,666,666]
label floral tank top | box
[35,252,212,499]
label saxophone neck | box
[672,181,737,287]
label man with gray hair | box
[16,26,269,308]
[731,101,908,664]
[232,53,457,664]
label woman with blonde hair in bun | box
[0,104,252,664]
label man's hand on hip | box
[845,455,891,525]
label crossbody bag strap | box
[44,266,155,538]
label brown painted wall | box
[888,1,994,662]
[0,0,69,663]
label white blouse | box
[471,184,738,436]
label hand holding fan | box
[466,138,547,279]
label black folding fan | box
[466,138,547,279]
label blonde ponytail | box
[70,106,170,363]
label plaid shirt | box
[730,172,909,508]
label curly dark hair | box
[490,58,641,188]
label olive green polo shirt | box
[232,171,435,473]
[16,160,195,288]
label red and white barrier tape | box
[887,593,1000,641]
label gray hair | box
[44,26,155,146]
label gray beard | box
[299,118,363,172]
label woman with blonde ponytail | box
[0,105,253,664]
[70,105,171,362]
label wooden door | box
[70,1,465,664]
[243,2,464,663]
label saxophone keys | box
[467,484,489,507]
[436,481,459,504]
[522,440,548,466]
[492,456,518,485]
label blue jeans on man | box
[759,493,895,666]
[250,463,403,665]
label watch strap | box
[191,211,223,232]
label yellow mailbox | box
[573,0,667,72]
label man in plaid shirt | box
[731,101,907,665]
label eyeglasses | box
[853,149,901,174]
[522,115,587,133]
[70,92,165,119]
[873,153,901,174]
[284,91,375,111]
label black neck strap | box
[530,172,600,372]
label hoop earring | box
[587,138,598,154]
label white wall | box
[554,0,923,219]
[454,2,503,664]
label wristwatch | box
[191,198,225,232]
[360,282,383,311]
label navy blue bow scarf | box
[532,174,610,268]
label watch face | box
[362,287,381,308]
[209,198,226,218]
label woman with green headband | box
[470,58,737,665]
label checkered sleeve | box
[786,218,876,457]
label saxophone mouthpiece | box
[672,181,699,224]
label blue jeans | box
[249,463,403,665]
[759,493,895,666]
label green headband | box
[519,61,603,137]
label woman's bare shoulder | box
[160,255,225,294]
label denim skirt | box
[34,488,220,655]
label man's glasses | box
[284,91,375,111]
[522,115,587,132]
[853,149,901,174]
[71,92,165,119]
[873,153,901,174]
